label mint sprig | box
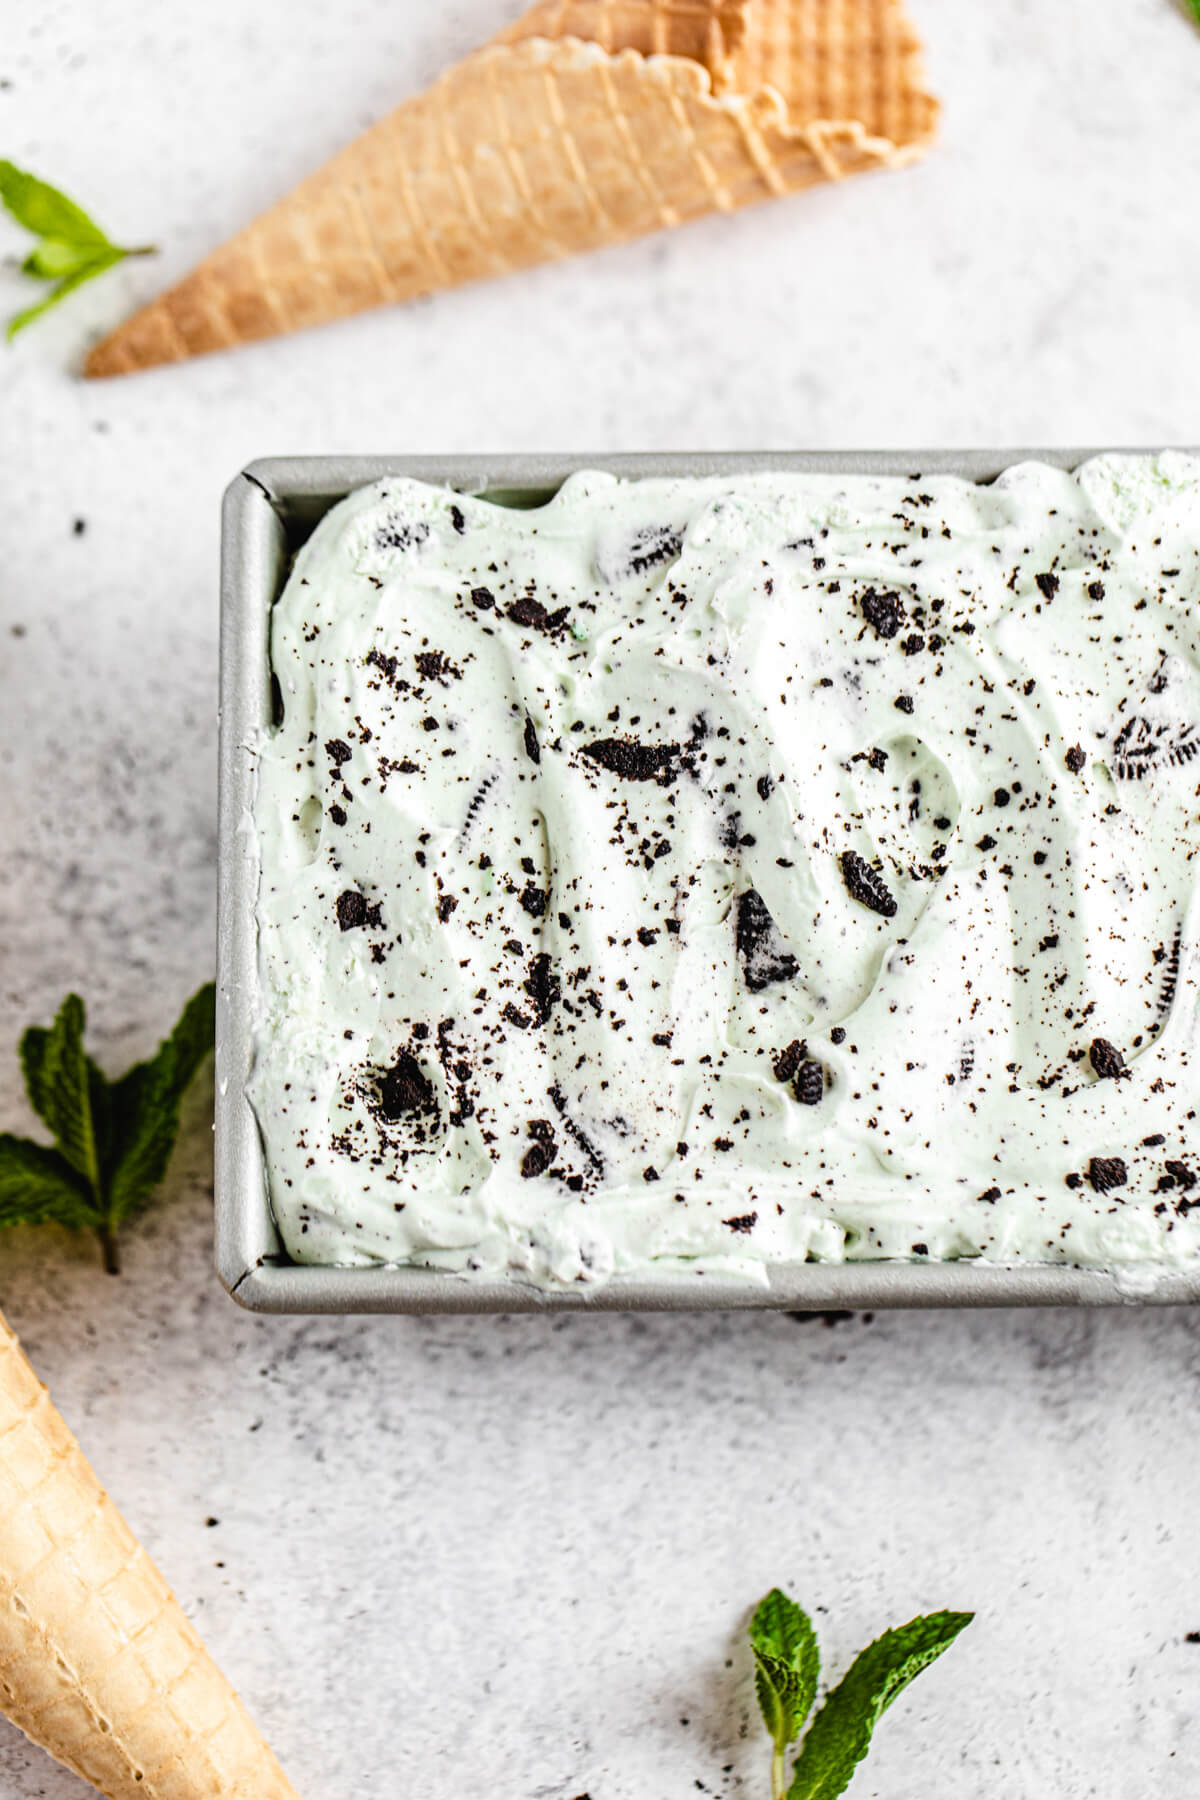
[750,1590,973,1800]
[751,1590,821,1800]
[0,985,214,1272]
[0,162,154,340]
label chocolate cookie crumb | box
[507,594,571,634]
[1035,572,1060,599]
[1088,1156,1128,1193]
[325,738,352,766]
[1065,744,1086,774]
[520,883,548,918]
[736,889,800,990]
[773,1039,804,1083]
[378,1053,435,1120]
[521,1141,554,1179]
[524,953,560,1024]
[523,715,540,764]
[839,850,898,919]
[859,587,904,639]
[794,1061,825,1106]
[1089,1038,1127,1081]
[336,890,368,931]
[582,738,681,782]
[723,1212,758,1234]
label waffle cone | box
[0,1313,298,1799]
[85,0,937,376]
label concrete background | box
[3,2,1200,1794]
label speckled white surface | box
[3,4,1200,1796]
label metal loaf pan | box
[217,450,1200,1314]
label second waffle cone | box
[0,1314,298,1799]
[85,0,937,376]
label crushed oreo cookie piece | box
[1089,1038,1127,1081]
[520,882,548,918]
[1166,1159,1196,1190]
[840,850,898,919]
[523,715,540,764]
[374,517,429,554]
[581,738,681,782]
[736,889,799,991]
[378,1053,436,1121]
[859,587,904,639]
[325,738,352,765]
[507,594,571,633]
[1035,572,1060,599]
[627,526,683,575]
[336,890,380,932]
[723,1212,758,1234]
[773,1039,804,1083]
[524,953,560,1025]
[521,1140,554,1179]
[1087,1156,1128,1194]
[415,650,456,684]
[470,585,494,610]
[794,1060,825,1106]
[1065,744,1086,774]
[436,894,458,923]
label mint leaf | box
[23,995,102,1195]
[7,983,213,1271]
[751,1589,821,1752]
[0,1136,96,1229]
[105,982,215,1220]
[787,1612,974,1800]
[7,249,127,341]
[22,238,112,280]
[0,161,109,245]
[0,162,155,342]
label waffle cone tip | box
[0,1314,299,1798]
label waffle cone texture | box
[0,1313,298,1799]
[85,0,937,375]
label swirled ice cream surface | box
[251,455,1200,1285]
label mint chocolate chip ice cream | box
[250,454,1200,1286]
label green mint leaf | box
[105,982,215,1222]
[20,995,102,1198]
[1189,0,1200,27]
[751,1589,821,1751]
[0,160,111,246]
[0,1135,96,1230]
[22,237,110,281]
[6,248,126,341]
[787,1611,974,1800]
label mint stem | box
[98,1218,120,1276]
[771,1744,786,1800]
